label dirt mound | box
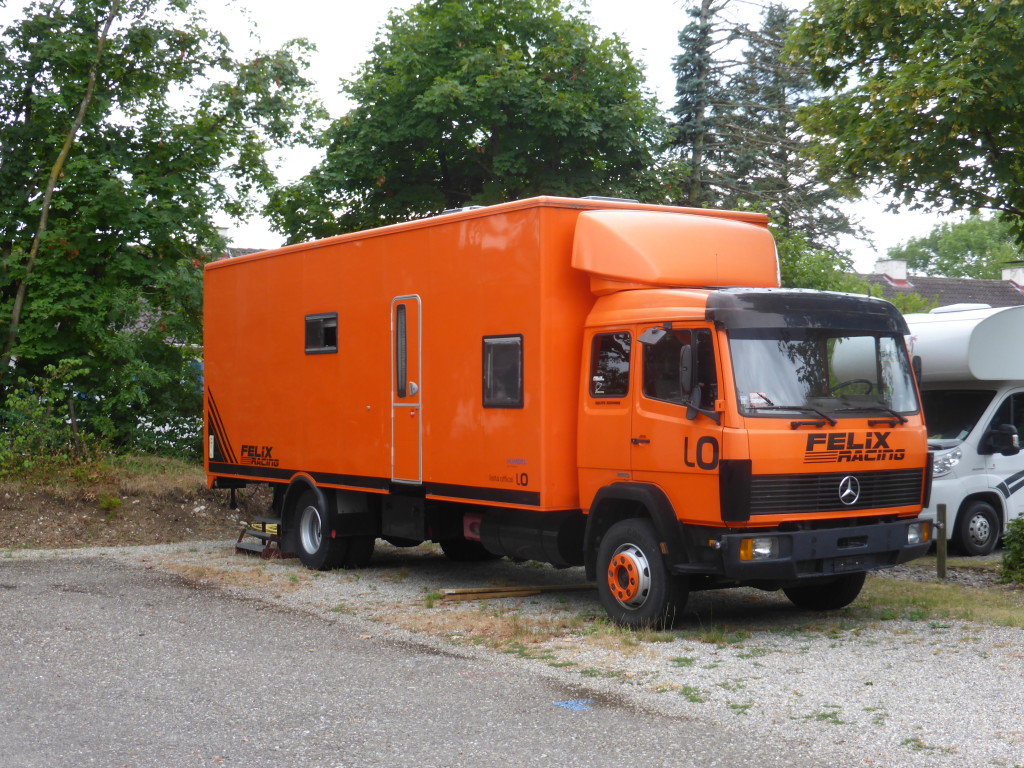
[0,458,270,550]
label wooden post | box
[936,503,947,580]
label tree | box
[670,0,731,208]
[772,221,864,293]
[0,0,322,451]
[790,0,1024,234]
[266,0,666,241]
[670,2,857,255]
[887,215,1020,279]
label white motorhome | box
[906,304,1024,554]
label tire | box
[783,572,866,611]
[596,518,688,629]
[953,501,1000,556]
[439,538,500,562]
[292,489,349,571]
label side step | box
[235,517,296,560]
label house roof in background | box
[859,273,1024,308]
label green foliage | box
[670,0,728,208]
[267,0,666,240]
[887,216,1021,279]
[866,289,937,316]
[790,0,1024,236]
[0,0,323,449]
[999,516,1024,585]
[671,2,857,250]
[0,358,102,474]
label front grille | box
[749,469,923,515]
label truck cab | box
[578,286,931,626]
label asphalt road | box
[0,557,822,768]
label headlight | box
[907,521,930,545]
[739,536,779,561]
[932,447,962,477]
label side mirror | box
[985,423,1021,456]
[679,344,694,397]
[912,355,922,384]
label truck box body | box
[206,197,931,626]
[906,305,1024,554]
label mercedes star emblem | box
[838,475,861,506]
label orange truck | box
[204,196,932,627]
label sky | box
[5,0,950,270]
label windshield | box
[730,329,919,418]
[920,389,995,441]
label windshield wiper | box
[751,404,838,427]
[833,405,909,425]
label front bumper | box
[676,518,931,583]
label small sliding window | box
[483,335,523,408]
[305,312,338,354]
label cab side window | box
[989,393,1024,436]
[590,332,631,397]
[642,328,717,408]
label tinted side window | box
[642,328,717,408]
[305,313,338,354]
[483,335,523,408]
[590,332,631,397]
[989,393,1024,436]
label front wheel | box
[783,572,866,611]
[953,501,1000,556]
[597,519,688,629]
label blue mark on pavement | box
[553,699,593,711]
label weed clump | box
[999,516,1024,584]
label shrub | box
[999,516,1024,584]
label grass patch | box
[860,577,1024,628]
[679,685,706,703]
[670,656,697,668]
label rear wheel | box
[293,489,349,571]
[783,572,866,611]
[953,501,1000,556]
[597,519,688,629]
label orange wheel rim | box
[608,552,641,602]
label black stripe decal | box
[206,463,540,506]
[1001,470,1024,498]
[208,463,388,491]
[425,482,541,507]
[206,389,236,464]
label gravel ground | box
[8,540,1024,767]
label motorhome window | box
[920,390,994,441]
[304,313,338,354]
[730,329,918,418]
[642,328,718,408]
[590,332,631,397]
[483,335,523,408]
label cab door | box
[986,389,1024,520]
[578,329,634,496]
[630,325,724,525]
[392,296,422,484]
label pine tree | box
[670,0,732,208]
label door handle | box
[631,437,651,445]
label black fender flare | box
[280,475,328,550]
[584,483,685,580]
